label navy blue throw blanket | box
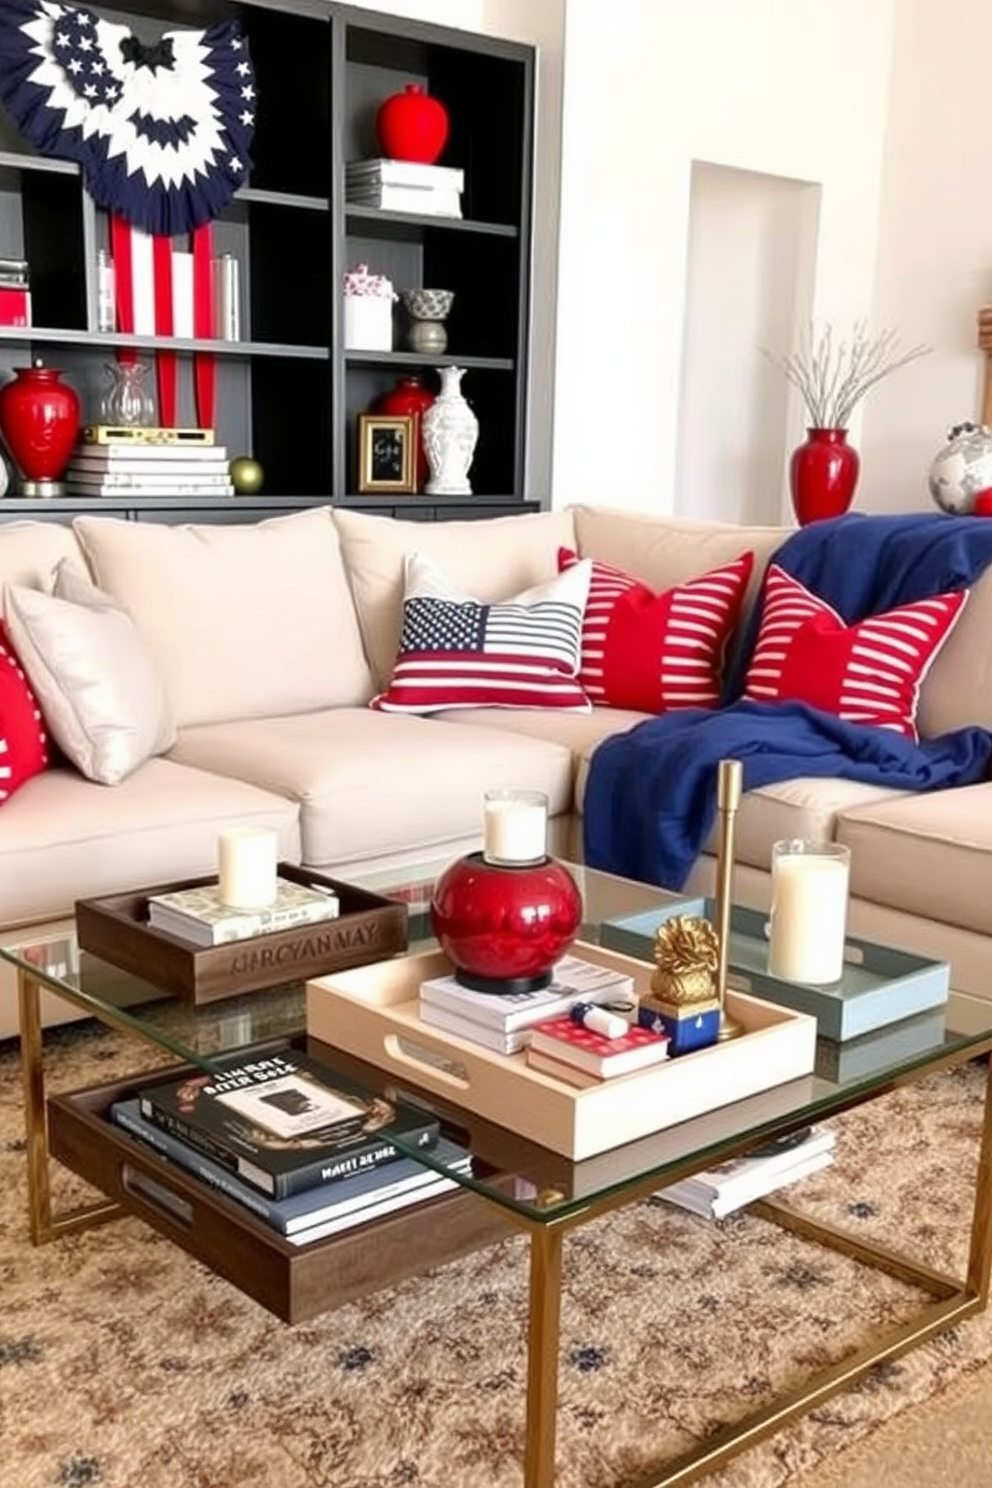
[583,513,992,891]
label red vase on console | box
[376,376,435,490]
[0,357,81,497]
[789,427,860,526]
[376,84,449,164]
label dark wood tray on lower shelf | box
[47,1063,512,1326]
[75,863,408,1005]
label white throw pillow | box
[3,563,176,785]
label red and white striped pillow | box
[0,620,48,804]
[742,564,968,740]
[371,550,592,713]
[557,547,754,713]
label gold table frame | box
[16,962,992,1488]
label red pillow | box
[0,620,48,804]
[742,564,967,741]
[557,547,754,712]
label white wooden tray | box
[305,943,817,1161]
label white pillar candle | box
[482,788,548,866]
[768,840,851,985]
[217,826,279,909]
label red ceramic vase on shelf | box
[376,84,449,164]
[0,357,81,497]
[375,376,435,489]
[789,427,860,526]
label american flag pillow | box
[0,620,48,805]
[557,547,754,712]
[742,564,968,740]
[371,551,593,713]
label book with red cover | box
[527,1015,670,1078]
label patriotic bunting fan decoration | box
[0,0,257,428]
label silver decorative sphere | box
[928,422,992,513]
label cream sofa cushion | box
[919,565,992,736]
[0,758,300,931]
[333,507,577,689]
[836,783,992,937]
[571,506,786,609]
[0,519,82,593]
[73,507,373,728]
[169,708,573,867]
[4,566,175,785]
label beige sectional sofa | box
[2,501,991,1039]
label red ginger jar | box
[375,376,435,489]
[376,84,449,164]
[0,358,81,495]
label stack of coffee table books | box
[657,1124,836,1220]
[417,952,636,1054]
[116,1048,472,1246]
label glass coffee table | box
[5,855,992,1488]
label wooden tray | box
[48,1064,511,1325]
[305,943,817,1160]
[600,899,950,1042]
[75,864,408,1006]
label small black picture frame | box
[356,413,418,494]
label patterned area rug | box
[2,1023,990,1488]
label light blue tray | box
[600,897,950,1043]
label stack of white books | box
[65,442,234,498]
[658,1125,837,1220]
[345,158,464,218]
[418,954,636,1055]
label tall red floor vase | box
[789,427,860,525]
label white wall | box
[550,0,897,514]
[860,0,992,513]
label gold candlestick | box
[713,757,744,1041]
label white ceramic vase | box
[422,366,479,495]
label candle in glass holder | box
[482,788,548,866]
[768,839,851,984]
[217,826,278,909]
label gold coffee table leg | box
[19,968,121,1244]
[523,1223,565,1488]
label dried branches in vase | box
[763,322,930,526]
[764,321,930,432]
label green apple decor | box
[229,455,264,495]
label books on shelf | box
[346,183,462,218]
[657,1125,837,1220]
[112,1098,471,1242]
[346,158,466,191]
[527,1016,670,1079]
[138,1049,441,1199]
[66,442,235,497]
[345,161,463,218]
[147,874,340,946]
[419,954,636,1034]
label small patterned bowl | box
[401,288,455,321]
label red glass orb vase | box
[376,84,449,164]
[375,376,435,490]
[430,851,584,995]
[0,358,81,496]
[789,427,860,526]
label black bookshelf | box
[0,0,535,523]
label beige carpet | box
[2,1022,991,1488]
